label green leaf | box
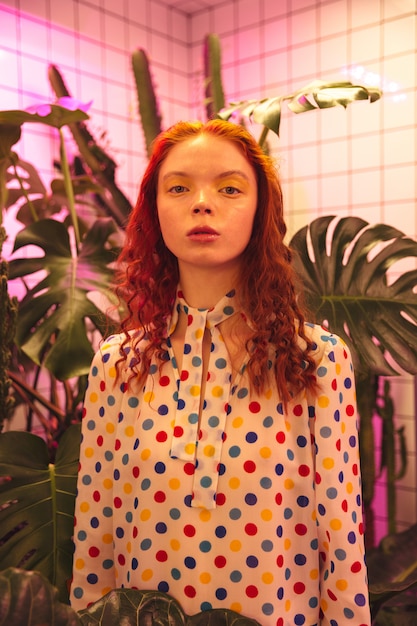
[0,105,89,130]
[289,216,417,376]
[132,48,163,158]
[0,425,81,604]
[0,568,81,625]
[8,217,119,380]
[219,80,381,136]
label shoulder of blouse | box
[302,322,352,368]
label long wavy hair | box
[115,118,317,402]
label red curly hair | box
[115,118,317,403]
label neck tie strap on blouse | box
[167,289,239,510]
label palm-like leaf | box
[289,216,417,376]
[218,80,381,136]
[8,217,120,380]
[0,425,81,603]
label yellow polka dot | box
[260,447,271,458]
[80,501,90,513]
[75,558,85,569]
[335,363,341,374]
[123,483,132,494]
[262,572,274,584]
[103,478,113,489]
[346,482,353,494]
[142,569,153,581]
[108,366,117,378]
[204,444,215,457]
[285,600,291,612]
[144,391,154,403]
[285,420,291,431]
[330,518,342,530]
[341,422,346,433]
[140,509,151,521]
[125,425,134,437]
[195,328,204,340]
[232,417,243,428]
[102,585,112,596]
[199,509,211,522]
[103,534,113,544]
[230,540,241,552]
[190,385,200,396]
[141,448,151,460]
[106,423,115,434]
[265,388,273,399]
[212,386,223,398]
[229,477,240,489]
[284,538,291,550]
[185,442,196,455]
[318,395,330,408]
[200,572,211,584]
[336,579,348,591]
[323,541,329,551]
[284,478,294,489]
[89,392,98,403]
[230,603,242,613]
[310,568,319,580]
[171,539,181,550]
[169,478,181,490]
[126,541,132,554]
[323,457,335,470]
[321,599,328,612]
[261,509,272,521]
[85,447,94,459]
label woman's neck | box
[178,266,239,309]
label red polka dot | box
[245,585,258,598]
[276,555,284,567]
[97,436,103,446]
[133,526,138,538]
[132,466,140,478]
[88,546,100,557]
[298,464,310,477]
[327,589,338,601]
[248,401,260,413]
[275,492,283,505]
[187,314,193,326]
[293,404,303,416]
[342,499,348,512]
[184,463,195,475]
[156,431,168,442]
[215,493,226,506]
[93,491,100,502]
[276,431,285,443]
[245,523,258,536]
[336,438,341,451]
[173,426,184,438]
[331,378,337,390]
[180,371,189,381]
[243,460,256,473]
[184,585,196,598]
[114,497,122,508]
[156,550,168,562]
[154,491,166,503]
[351,561,362,573]
[295,523,307,536]
[294,582,305,594]
[346,404,355,416]
[115,439,121,451]
[159,376,170,386]
[184,524,196,537]
[100,381,105,391]
[214,555,226,568]
[315,471,322,484]
[118,554,126,566]
[353,463,358,475]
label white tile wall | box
[0,0,416,543]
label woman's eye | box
[221,186,240,195]
[169,185,187,193]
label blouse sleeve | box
[310,330,371,626]
[70,335,122,610]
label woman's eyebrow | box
[161,169,251,181]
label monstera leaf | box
[0,425,81,604]
[289,216,417,377]
[218,80,381,137]
[8,217,120,380]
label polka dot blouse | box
[70,290,370,626]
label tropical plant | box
[288,216,417,545]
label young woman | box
[70,119,370,626]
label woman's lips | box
[187,226,220,242]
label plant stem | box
[59,128,80,253]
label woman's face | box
[156,133,258,280]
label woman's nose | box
[192,191,213,214]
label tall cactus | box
[131,48,163,158]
